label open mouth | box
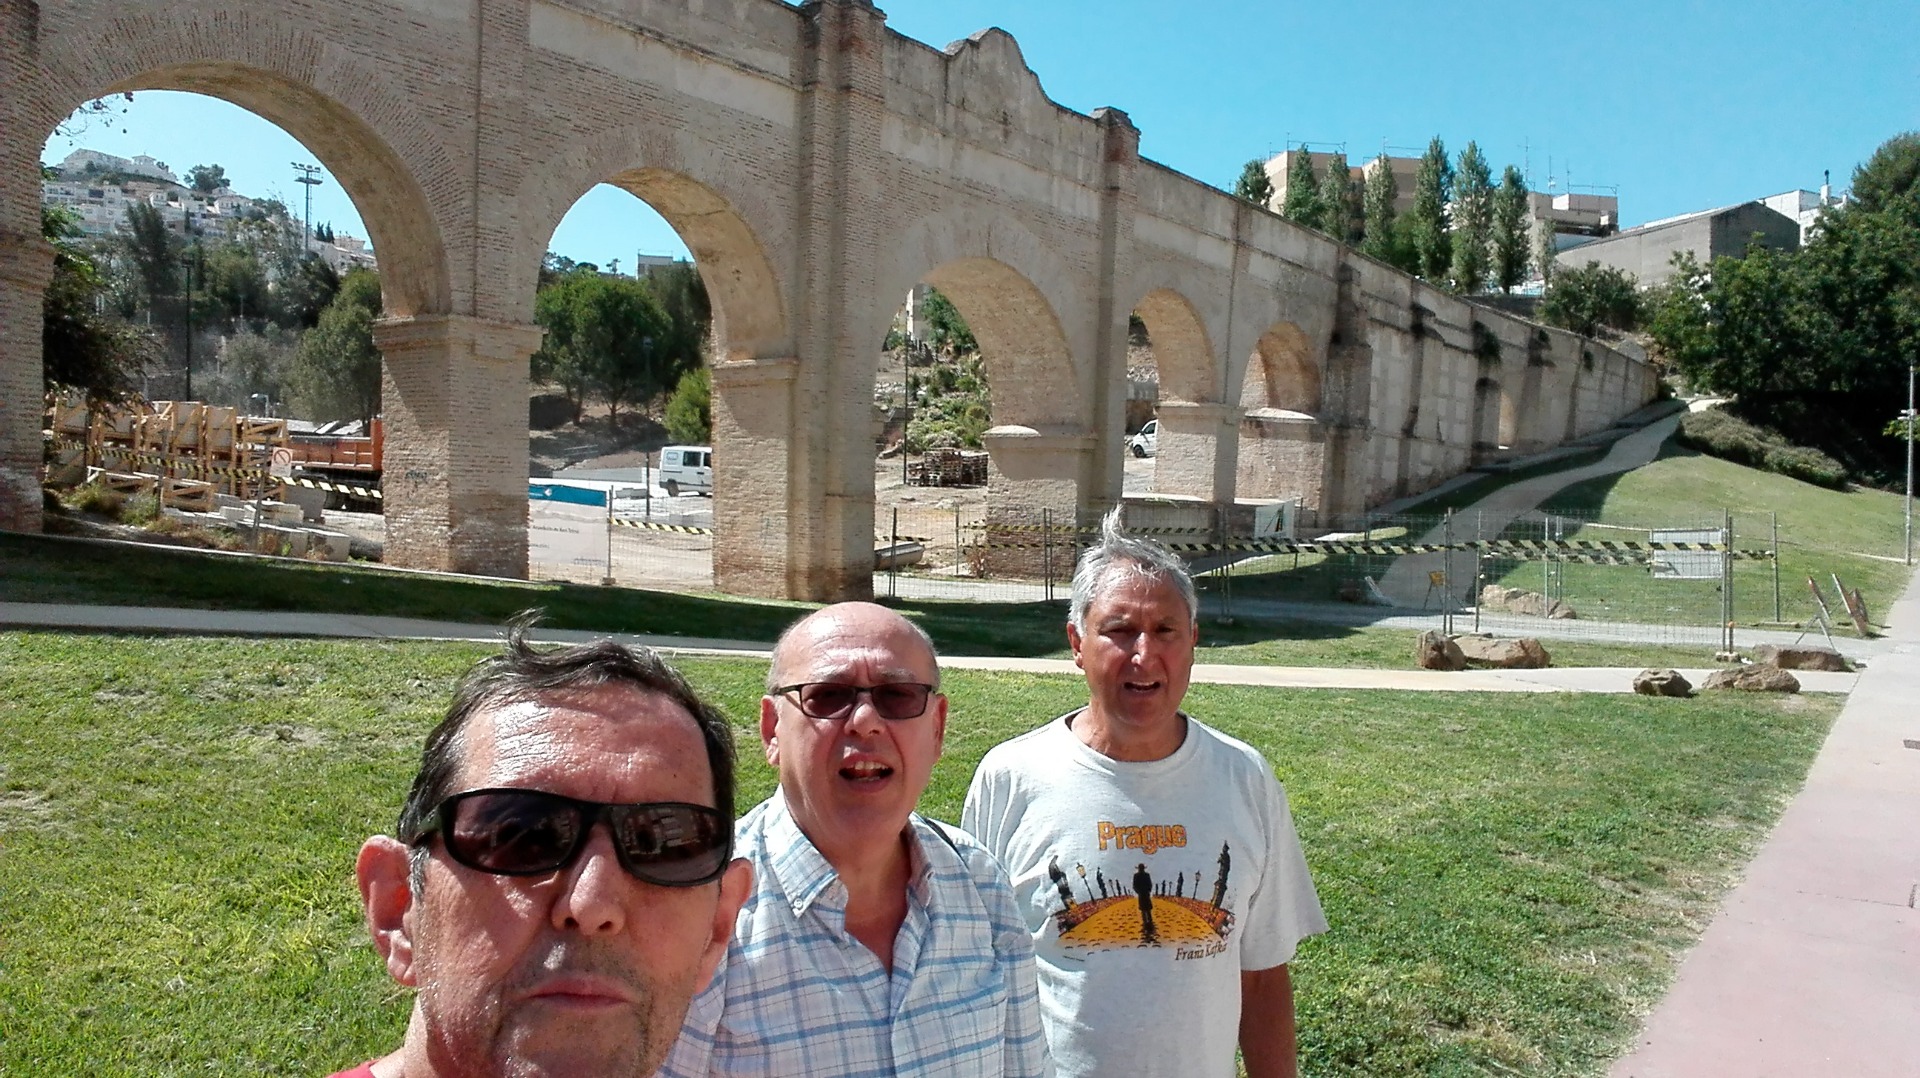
[1123,680,1163,694]
[840,760,894,782]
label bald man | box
[660,602,1050,1078]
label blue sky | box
[41,0,1918,270]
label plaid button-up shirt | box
[660,793,1052,1078]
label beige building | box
[2,1,1656,600]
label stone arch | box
[1130,287,1214,404]
[878,209,1084,430]
[512,129,791,360]
[1472,376,1503,455]
[31,9,457,317]
[1239,322,1322,415]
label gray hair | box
[1068,507,1199,633]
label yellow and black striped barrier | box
[54,438,385,501]
[611,518,713,535]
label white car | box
[1127,419,1158,458]
[657,445,713,497]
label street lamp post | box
[1906,365,1915,566]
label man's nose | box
[843,693,889,735]
[551,826,629,935]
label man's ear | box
[698,858,753,991]
[759,696,780,766]
[931,692,949,755]
[1066,621,1086,670]
[357,836,420,987]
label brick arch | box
[879,210,1084,430]
[512,132,792,361]
[31,9,457,318]
[1129,287,1216,404]
[1239,322,1322,414]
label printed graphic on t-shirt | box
[1043,822,1235,958]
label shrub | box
[119,492,160,526]
[1678,409,1848,488]
[64,481,123,517]
[1542,262,1642,336]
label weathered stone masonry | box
[0,0,1656,599]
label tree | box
[664,367,712,444]
[287,267,383,428]
[272,255,341,330]
[920,287,977,354]
[42,206,157,401]
[1847,130,1920,215]
[1317,154,1353,241]
[120,201,179,313]
[1280,147,1324,231]
[200,241,271,328]
[1233,158,1274,209]
[1360,154,1405,267]
[186,163,227,194]
[1490,165,1532,293]
[1535,210,1561,288]
[1541,262,1642,337]
[532,268,677,426]
[1448,142,1493,293]
[645,262,713,375]
[1408,136,1453,282]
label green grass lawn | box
[0,632,1838,1076]
[1213,441,1912,633]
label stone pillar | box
[1236,411,1326,507]
[709,356,807,600]
[981,425,1092,577]
[1152,401,1234,500]
[0,230,54,533]
[788,0,890,602]
[371,315,544,578]
[1315,261,1376,527]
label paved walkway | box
[1609,571,1920,1077]
[0,601,1858,694]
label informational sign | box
[268,447,294,479]
[529,482,608,570]
[1649,528,1723,580]
[1252,498,1297,539]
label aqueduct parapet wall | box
[0,0,1657,599]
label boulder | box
[1415,630,1467,671]
[1479,583,1578,620]
[1455,634,1552,669]
[1702,665,1800,693]
[1633,669,1693,697]
[1750,644,1849,672]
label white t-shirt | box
[962,711,1326,1078]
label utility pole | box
[291,161,322,248]
[182,241,197,400]
[1906,364,1915,566]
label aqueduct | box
[0,0,1657,600]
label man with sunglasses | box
[963,511,1325,1078]
[335,629,752,1078]
[661,601,1050,1077]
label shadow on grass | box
[3,530,1386,660]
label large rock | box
[1415,630,1467,671]
[1633,669,1693,697]
[1702,665,1801,693]
[1479,584,1578,620]
[1750,644,1849,672]
[1455,634,1552,669]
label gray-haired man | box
[963,511,1327,1078]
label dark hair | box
[397,614,737,844]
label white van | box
[657,445,713,497]
[1127,419,1158,458]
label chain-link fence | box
[531,488,1883,651]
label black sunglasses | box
[773,681,935,721]
[407,788,731,887]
